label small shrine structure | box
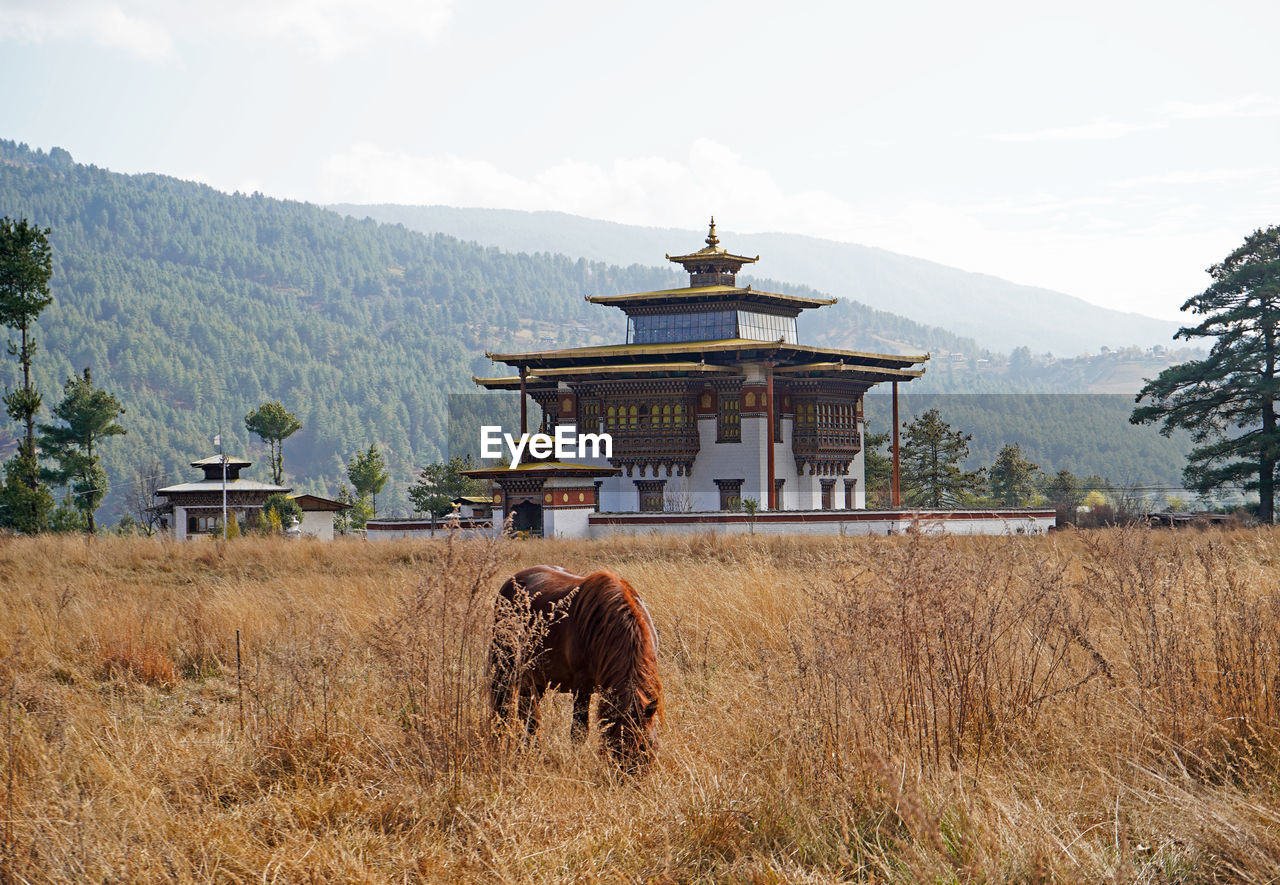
[155,454,289,539]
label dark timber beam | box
[519,365,528,437]
[766,363,776,510]
[892,380,901,508]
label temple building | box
[155,455,351,540]
[466,220,974,538]
[155,454,290,539]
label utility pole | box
[217,430,228,537]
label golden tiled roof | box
[474,361,739,389]
[585,284,834,309]
[485,338,928,371]
[462,461,621,479]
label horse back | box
[494,565,583,688]
[499,565,581,612]
[569,572,662,704]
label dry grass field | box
[2,528,1280,882]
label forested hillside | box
[864,394,1195,492]
[0,141,662,517]
[0,140,988,521]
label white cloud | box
[1162,94,1280,120]
[319,139,888,242]
[0,0,175,62]
[1110,167,1274,189]
[317,138,1244,320]
[0,0,452,60]
[986,119,1165,143]
[987,93,1280,145]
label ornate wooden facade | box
[469,219,928,529]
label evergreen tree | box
[261,492,302,534]
[0,454,53,533]
[332,485,354,535]
[1133,226,1280,522]
[988,443,1041,506]
[244,401,302,486]
[407,454,482,516]
[900,408,984,508]
[862,428,893,508]
[349,494,374,531]
[38,368,126,533]
[1043,469,1084,526]
[347,444,388,516]
[0,217,53,530]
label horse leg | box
[571,686,592,742]
[490,675,513,728]
[518,684,544,737]
[488,640,519,727]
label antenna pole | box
[220,430,228,537]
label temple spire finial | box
[666,216,758,286]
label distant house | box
[155,455,289,539]
[452,495,493,519]
[154,458,354,540]
[290,494,352,541]
[1144,511,1235,529]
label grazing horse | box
[489,565,663,770]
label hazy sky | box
[2,0,1278,320]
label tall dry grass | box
[2,528,1280,881]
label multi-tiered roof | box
[477,219,927,389]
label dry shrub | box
[1083,530,1280,780]
[96,633,177,687]
[368,527,508,780]
[232,607,382,796]
[171,598,229,679]
[797,534,1092,770]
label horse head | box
[599,682,663,773]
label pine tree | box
[1043,469,1083,526]
[900,408,984,508]
[0,454,53,533]
[861,428,893,508]
[244,401,303,486]
[989,443,1040,506]
[38,368,126,533]
[1133,226,1280,521]
[0,217,53,530]
[347,444,388,516]
[407,454,482,516]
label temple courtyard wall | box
[367,509,1056,540]
[583,509,1055,538]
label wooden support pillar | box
[891,380,901,508]
[519,366,528,437]
[765,364,776,510]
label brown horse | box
[489,565,663,770]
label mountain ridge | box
[330,204,1181,355]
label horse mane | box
[499,564,577,603]
[571,571,664,722]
